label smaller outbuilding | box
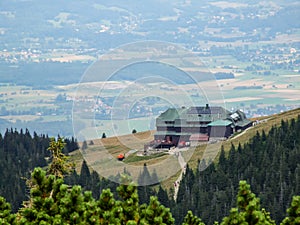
[208,120,233,138]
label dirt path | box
[170,150,187,201]
[170,119,268,200]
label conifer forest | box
[0,116,300,224]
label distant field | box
[1,67,299,137]
[0,115,38,122]
[209,1,248,9]
[1,37,299,137]
[48,53,96,63]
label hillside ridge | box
[70,107,300,189]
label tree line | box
[172,116,300,224]
[0,137,299,224]
[0,128,78,212]
[0,114,300,224]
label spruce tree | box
[182,210,205,225]
[221,180,276,225]
[47,137,73,178]
[281,196,300,225]
[79,160,91,188]
[0,197,15,225]
[116,175,140,224]
[140,196,175,225]
[81,140,88,150]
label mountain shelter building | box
[152,104,252,147]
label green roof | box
[157,106,231,123]
[157,106,251,129]
[158,108,183,121]
[185,114,213,122]
[235,119,252,127]
[208,120,232,126]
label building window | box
[165,121,174,124]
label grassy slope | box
[69,131,154,173]
[69,107,300,190]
